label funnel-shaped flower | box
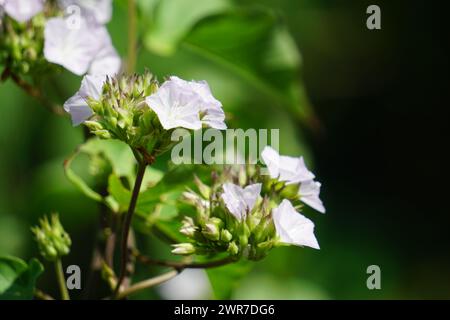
[145,76,226,130]
[63,74,106,125]
[3,0,44,23]
[221,183,261,220]
[273,199,319,249]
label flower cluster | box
[174,150,325,261]
[0,0,119,76]
[31,213,72,262]
[64,73,227,156]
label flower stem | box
[113,159,147,298]
[116,270,179,300]
[55,259,70,300]
[127,0,137,74]
[134,250,236,270]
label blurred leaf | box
[0,256,44,300]
[183,9,311,120]
[143,0,231,55]
[142,3,312,120]
[207,260,253,299]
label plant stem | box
[113,160,147,297]
[127,0,137,74]
[116,270,179,299]
[55,259,70,300]
[9,72,65,116]
[34,289,55,300]
[134,251,236,271]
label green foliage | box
[207,260,253,299]
[141,2,312,121]
[0,256,44,300]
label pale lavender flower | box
[3,0,44,23]
[272,199,320,249]
[58,0,112,25]
[221,183,262,220]
[44,17,104,75]
[145,77,226,130]
[63,74,106,125]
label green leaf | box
[206,260,253,299]
[183,8,311,120]
[0,256,44,300]
[143,0,231,55]
[142,2,312,121]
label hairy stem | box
[116,270,179,300]
[55,259,70,300]
[127,0,137,73]
[113,160,147,297]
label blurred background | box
[0,0,448,299]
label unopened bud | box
[171,243,195,255]
[227,242,239,255]
[220,229,233,242]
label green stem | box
[116,270,179,299]
[127,0,137,74]
[55,259,70,300]
[134,251,236,271]
[113,159,147,298]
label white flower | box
[44,17,104,75]
[261,146,315,184]
[221,183,261,221]
[3,0,44,23]
[63,74,106,125]
[272,199,320,249]
[58,0,112,25]
[145,77,226,130]
[88,26,121,76]
[299,180,325,214]
[169,76,227,130]
[261,146,325,213]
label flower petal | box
[63,74,106,125]
[261,146,315,184]
[145,80,202,130]
[4,0,44,22]
[299,180,326,213]
[88,27,121,76]
[221,183,261,220]
[273,199,320,249]
[58,0,112,25]
[44,17,103,75]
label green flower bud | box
[31,213,71,262]
[220,229,233,242]
[227,242,239,256]
[172,243,196,255]
[194,175,210,199]
[202,222,220,241]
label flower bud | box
[220,229,233,242]
[194,175,210,199]
[227,242,239,255]
[180,216,197,237]
[31,213,71,262]
[171,243,195,255]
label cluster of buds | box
[173,168,277,261]
[0,3,58,75]
[64,72,227,158]
[173,146,326,261]
[31,213,72,262]
[82,72,174,155]
[1,0,120,77]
